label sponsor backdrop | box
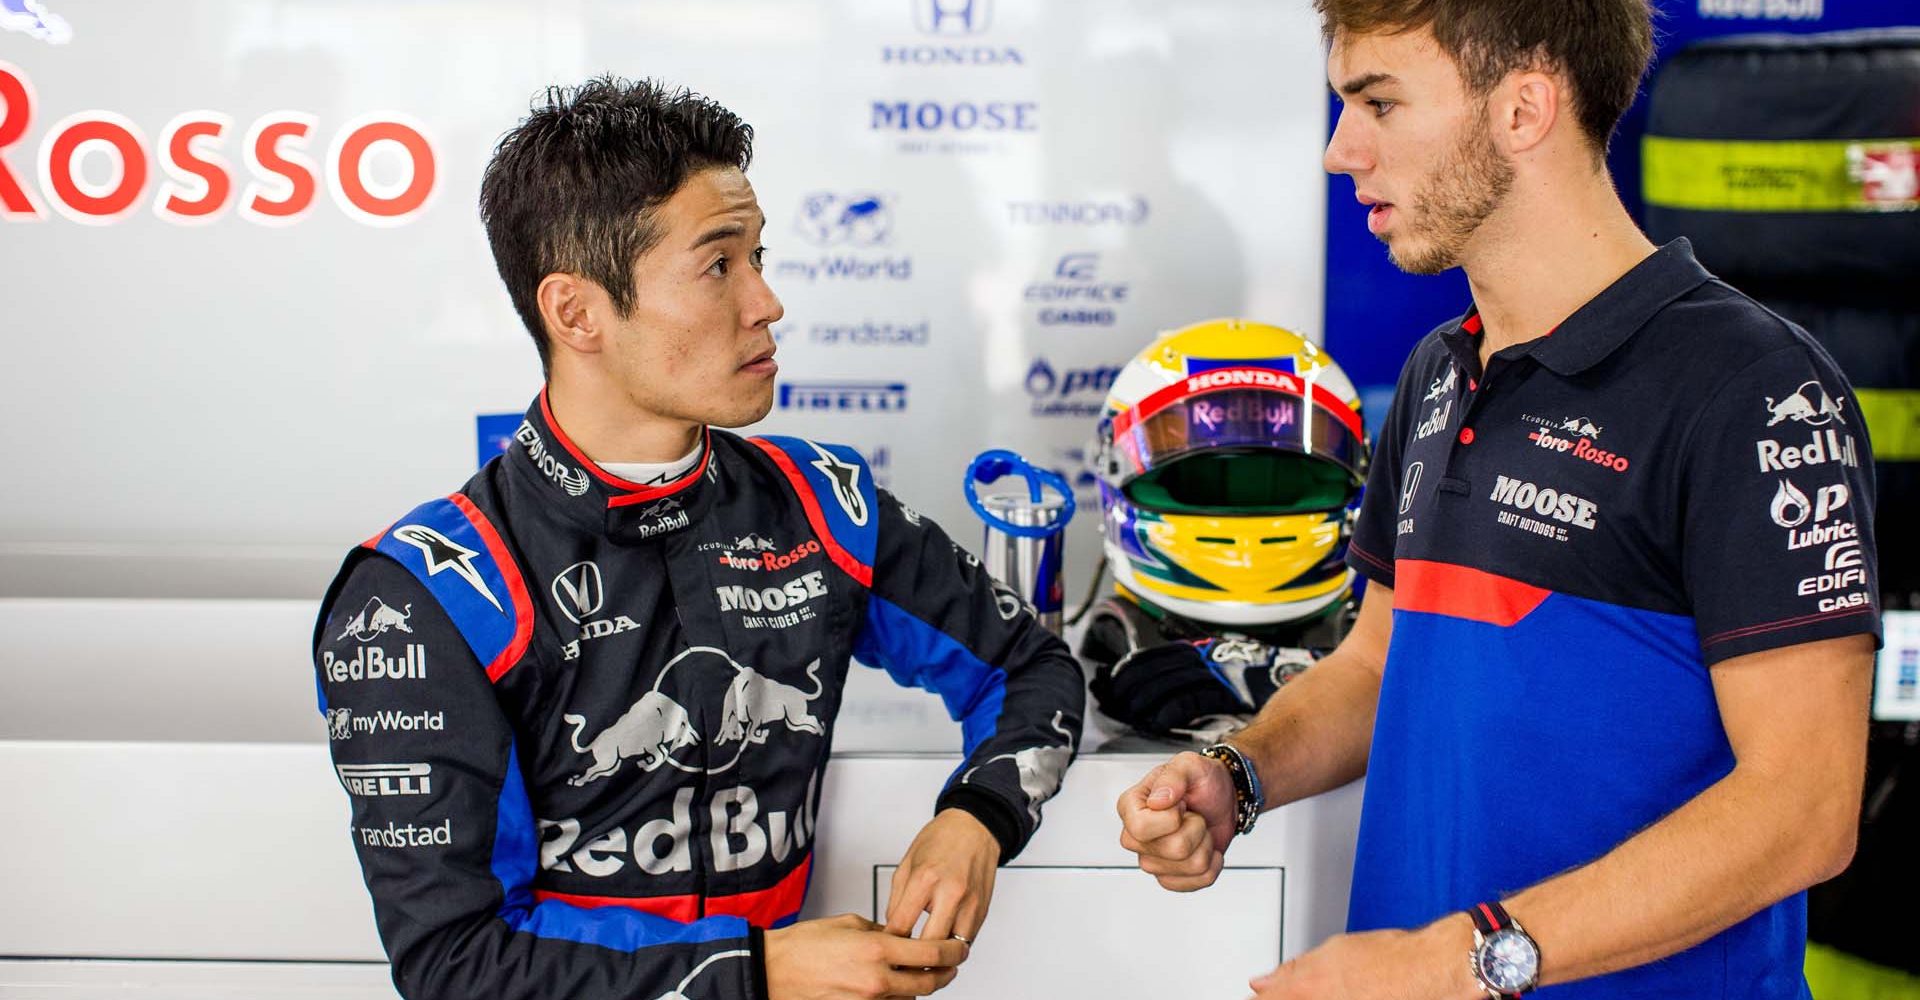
[0,0,1329,601]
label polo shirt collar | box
[1438,238,1713,377]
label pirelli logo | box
[336,763,433,797]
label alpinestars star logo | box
[807,441,869,526]
[392,524,503,612]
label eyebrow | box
[688,222,746,252]
[686,213,768,252]
[1334,72,1397,95]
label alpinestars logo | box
[516,420,591,497]
[336,596,413,642]
[807,441,869,526]
[391,524,503,612]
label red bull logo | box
[0,63,436,225]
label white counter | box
[0,599,1361,999]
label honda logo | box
[915,0,992,35]
[550,561,605,625]
[1400,461,1424,515]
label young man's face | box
[602,166,784,429]
[1323,26,1514,275]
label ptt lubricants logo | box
[0,62,437,226]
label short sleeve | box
[1681,342,1882,665]
[1346,353,1422,588]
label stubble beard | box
[1386,106,1515,276]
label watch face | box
[1477,929,1539,992]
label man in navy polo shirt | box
[1115,1,1879,998]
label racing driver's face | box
[601,166,785,429]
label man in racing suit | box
[311,77,1085,1000]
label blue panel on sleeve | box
[856,594,1007,757]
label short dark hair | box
[479,76,755,370]
[1313,0,1654,152]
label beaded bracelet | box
[1198,742,1264,836]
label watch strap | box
[1466,900,1532,1000]
[1469,900,1514,935]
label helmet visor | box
[1114,386,1365,510]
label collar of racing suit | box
[501,388,721,544]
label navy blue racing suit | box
[311,390,1086,1000]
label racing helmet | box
[1090,319,1367,629]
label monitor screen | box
[1873,609,1920,723]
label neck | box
[547,367,700,465]
[1459,158,1657,365]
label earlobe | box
[538,273,601,356]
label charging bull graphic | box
[561,646,828,782]
[717,659,827,745]
[562,692,700,786]
[336,597,414,642]
[960,711,1076,825]
[1766,381,1844,428]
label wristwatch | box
[1466,901,1539,998]
[1197,742,1263,835]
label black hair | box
[479,76,755,370]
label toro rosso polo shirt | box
[1343,239,1880,998]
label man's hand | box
[1246,918,1477,1000]
[764,914,969,1000]
[1116,751,1238,891]
[884,808,1000,943]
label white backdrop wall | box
[0,0,1330,600]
